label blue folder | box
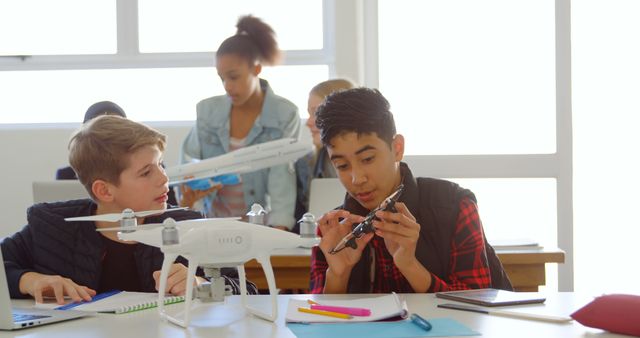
[287,318,479,338]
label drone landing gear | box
[237,254,278,322]
[158,255,279,328]
[158,253,197,328]
[159,257,235,327]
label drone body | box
[118,217,313,265]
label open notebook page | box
[286,293,408,323]
[36,291,184,314]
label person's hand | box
[153,263,204,296]
[19,272,96,305]
[179,183,220,208]
[372,202,421,268]
[317,210,372,278]
[271,225,289,231]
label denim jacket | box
[181,79,300,228]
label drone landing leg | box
[237,265,248,307]
[180,258,199,327]
[159,255,198,328]
[158,254,178,321]
[244,255,277,322]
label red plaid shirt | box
[309,197,491,293]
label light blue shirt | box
[181,79,300,228]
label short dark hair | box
[83,101,126,123]
[315,87,396,147]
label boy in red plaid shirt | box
[309,88,506,294]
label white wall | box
[0,122,193,238]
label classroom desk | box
[244,247,565,292]
[1,293,622,338]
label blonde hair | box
[309,79,355,99]
[68,115,166,198]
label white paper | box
[286,293,408,323]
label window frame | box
[0,0,574,291]
[0,0,336,73]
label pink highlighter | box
[310,304,372,317]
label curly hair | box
[216,15,281,66]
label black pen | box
[410,313,432,331]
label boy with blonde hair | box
[1,115,254,304]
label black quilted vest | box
[340,163,512,292]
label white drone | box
[165,137,312,184]
[67,208,318,328]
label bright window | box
[0,66,328,123]
[261,65,329,117]
[0,0,116,55]
[572,0,640,294]
[0,0,328,124]
[138,0,324,53]
[450,178,557,246]
[378,0,556,155]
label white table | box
[2,293,625,338]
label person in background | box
[55,101,178,206]
[309,88,512,294]
[2,115,256,304]
[293,79,355,227]
[181,15,299,231]
[55,101,126,180]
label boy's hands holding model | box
[178,183,220,209]
[372,202,421,269]
[317,210,372,278]
[318,202,421,272]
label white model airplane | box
[165,138,312,184]
[68,208,319,328]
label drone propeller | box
[65,207,189,223]
[96,222,165,232]
[95,216,242,232]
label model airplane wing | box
[166,138,312,184]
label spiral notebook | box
[54,291,184,314]
[286,293,409,323]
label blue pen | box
[410,313,432,331]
